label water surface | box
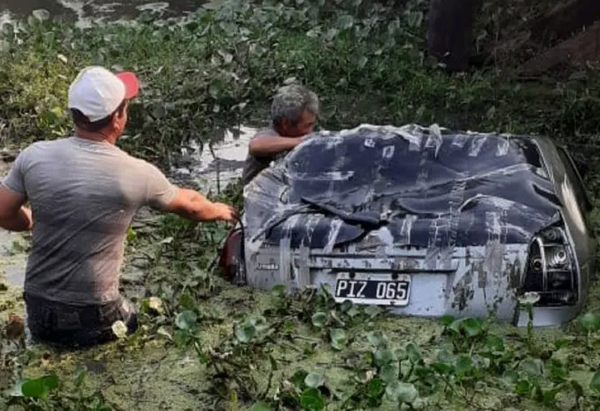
[1,0,206,28]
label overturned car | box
[221,124,597,327]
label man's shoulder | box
[125,156,170,181]
[15,139,63,160]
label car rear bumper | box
[244,243,582,327]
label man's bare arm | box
[0,186,33,232]
[162,188,237,223]
[248,134,303,157]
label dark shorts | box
[24,293,138,348]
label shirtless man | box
[241,84,319,185]
[0,66,238,347]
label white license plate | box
[333,273,411,306]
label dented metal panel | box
[241,124,589,326]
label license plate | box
[334,273,411,306]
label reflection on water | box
[0,229,27,287]
[171,125,256,193]
[0,0,205,29]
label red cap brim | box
[116,72,139,100]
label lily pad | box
[386,381,418,404]
[304,372,325,388]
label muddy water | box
[171,125,256,193]
[0,162,28,289]
[0,1,205,28]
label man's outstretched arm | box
[248,130,303,157]
[162,188,238,223]
[0,185,33,232]
[144,162,238,223]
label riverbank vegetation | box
[2,0,600,410]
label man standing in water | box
[241,84,319,185]
[0,66,238,347]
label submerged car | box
[220,124,597,327]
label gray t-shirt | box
[241,128,288,185]
[1,137,178,306]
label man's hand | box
[209,202,239,223]
[163,188,239,223]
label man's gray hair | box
[271,84,319,127]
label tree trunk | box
[427,0,480,73]
[530,0,600,46]
[518,21,600,76]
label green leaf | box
[72,365,87,388]
[367,377,385,398]
[305,372,326,388]
[502,370,519,384]
[330,328,347,351]
[516,379,531,395]
[386,381,418,404]
[472,354,491,371]
[554,337,574,350]
[548,360,567,383]
[364,305,382,318]
[373,349,396,367]
[543,387,560,404]
[347,305,360,318]
[379,364,398,384]
[462,318,483,337]
[249,315,269,333]
[448,318,463,334]
[520,358,543,377]
[367,330,387,348]
[431,362,453,374]
[271,284,287,297]
[208,81,221,98]
[336,14,354,30]
[175,310,197,330]
[440,315,455,327]
[395,348,408,362]
[405,343,422,364]
[435,349,454,364]
[590,371,600,394]
[579,312,600,332]
[340,300,353,312]
[179,293,196,311]
[485,334,505,352]
[407,11,423,28]
[252,403,272,411]
[185,21,199,32]
[173,330,191,347]
[235,323,256,343]
[311,312,328,328]
[300,387,325,410]
[21,374,59,400]
[357,56,368,70]
[455,356,473,377]
[291,370,309,389]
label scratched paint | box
[240,124,585,326]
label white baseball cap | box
[68,66,139,122]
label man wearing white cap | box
[0,66,238,347]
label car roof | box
[244,124,564,249]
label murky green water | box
[1,0,207,29]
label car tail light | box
[521,225,578,306]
